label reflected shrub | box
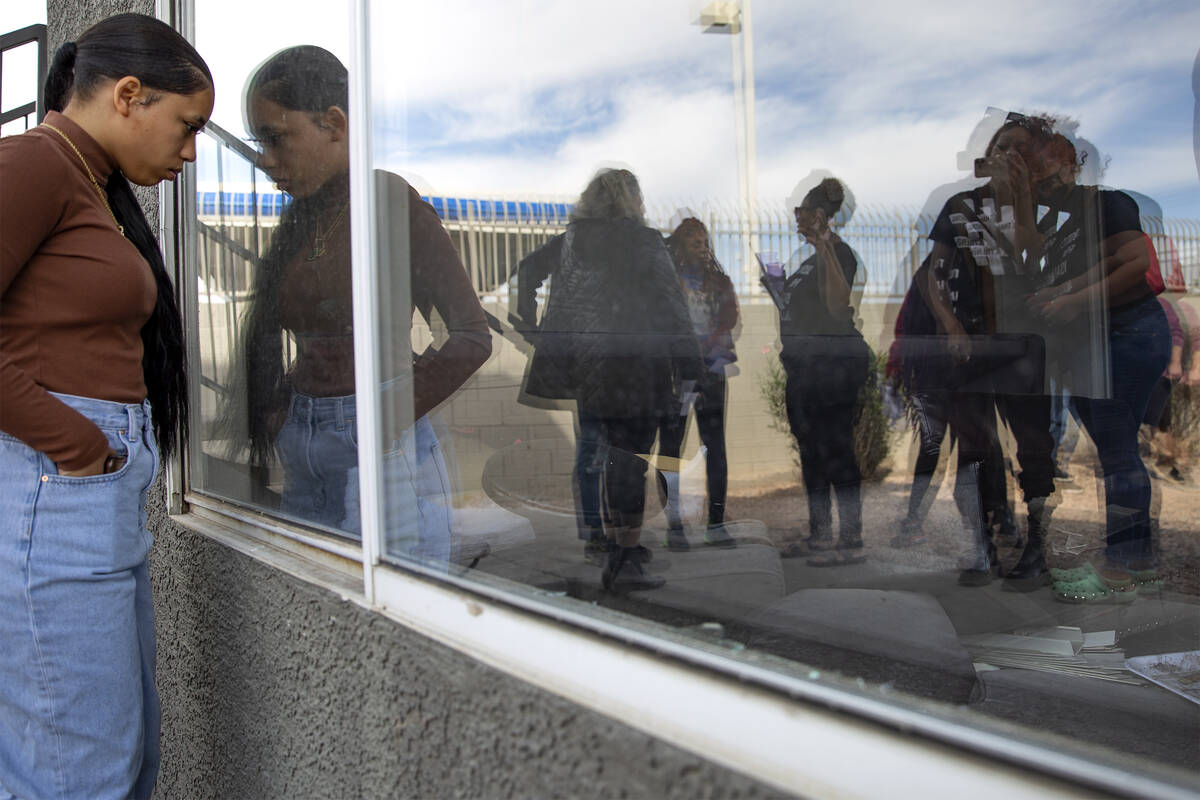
[757,350,892,482]
[1167,382,1200,462]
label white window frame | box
[158,2,1198,797]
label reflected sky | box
[195,0,1199,217]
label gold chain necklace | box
[41,122,125,237]
[308,203,349,261]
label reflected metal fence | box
[195,184,1200,304]
[191,122,1200,309]
[433,197,1200,301]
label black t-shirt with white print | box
[929,187,1038,335]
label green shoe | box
[1048,564,1093,583]
[703,524,737,548]
[1128,567,1164,592]
[1053,566,1137,604]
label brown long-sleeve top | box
[1,111,156,469]
[277,172,491,419]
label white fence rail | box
[198,192,1200,303]
[197,125,1200,301]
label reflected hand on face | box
[979,150,1030,194]
[795,206,829,241]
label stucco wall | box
[47,0,163,229]
[145,486,793,799]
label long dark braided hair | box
[43,13,212,456]
[665,217,728,293]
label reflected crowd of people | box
[506,110,1180,601]
[219,49,1190,606]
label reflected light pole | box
[700,0,757,286]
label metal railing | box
[432,196,1200,300]
[192,123,281,420]
[0,24,47,133]
[191,118,1200,305]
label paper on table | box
[961,633,1077,657]
[1017,626,1085,648]
[1125,651,1200,705]
[1083,630,1117,649]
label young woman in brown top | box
[0,14,212,798]
[236,47,490,561]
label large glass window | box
[185,0,1200,789]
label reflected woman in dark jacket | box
[515,169,703,590]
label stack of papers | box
[962,626,1147,685]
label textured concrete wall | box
[47,0,162,221]
[145,485,793,799]
[47,0,152,52]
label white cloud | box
[187,0,1199,219]
[195,1,352,140]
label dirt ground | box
[721,430,1200,596]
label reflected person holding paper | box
[771,175,871,566]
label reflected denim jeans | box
[1072,297,1170,566]
[276,390,451,567]
[573,414,607,538]
[0,393,159,800]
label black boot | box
[956,462,996,586]
[957,538,997,586]
[1003,496,1050,592]
[602,546,666,592]
[990,505,1023,549]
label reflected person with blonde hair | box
[572,167,646,223]
[514,168,703,590]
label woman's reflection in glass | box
[514,169,703,591]
[657,217,740,550]
[235,46,490,564]
[1025,125,1171,601]
[776,176,871,566]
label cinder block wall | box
[430,297,900,498]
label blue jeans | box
[275,390,451,567]
[0,393,160,800]
[1049,380,1080,469]
[1072,297,1170,566]
[573,415,607,538]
